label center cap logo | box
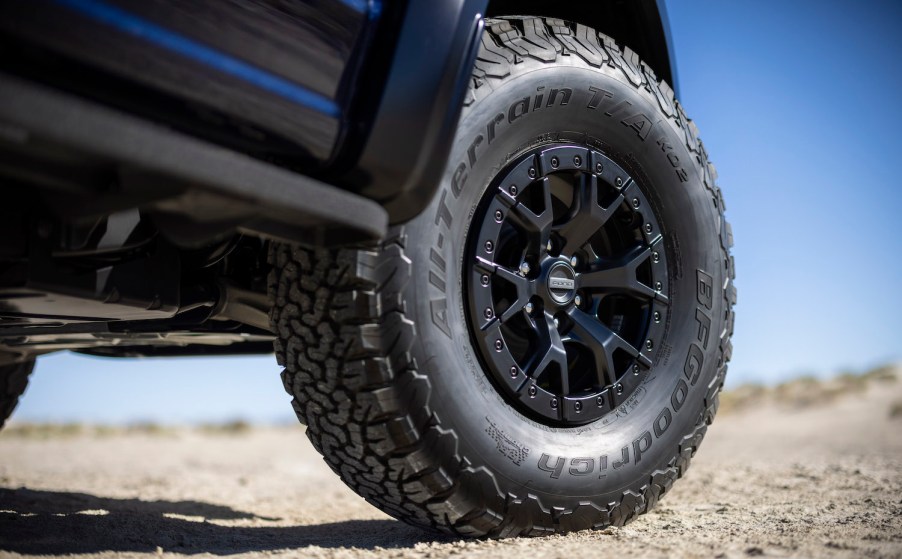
[547,262,576,304]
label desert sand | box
[1,369,900,558]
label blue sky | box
[13,0,902,424]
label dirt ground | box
[1,369,900,559]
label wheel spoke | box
[524,312,569,392]
[558,174,622,256]
[493,263,536,322]
[508,177,553,252]
[577,244,662,302]
[566,308,639,386]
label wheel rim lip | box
[463,143,669,426]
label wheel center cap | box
[547,262,577,304]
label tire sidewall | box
[402,63,724,504]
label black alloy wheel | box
[466,144,668,425]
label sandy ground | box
[1,372,900,559]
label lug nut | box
[574,295,582,307]
[553,317,560,328]
[546,239,554,252]
[570,255,579,268]
[519,261,531,276]
[524,302,534,315]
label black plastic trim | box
[346,0,489,224]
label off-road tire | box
[0,359,34,429]
[269,16,735,537]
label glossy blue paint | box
[51,0,342,118]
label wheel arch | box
[485,0,679,96]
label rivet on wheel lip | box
[616,177,623,186]
[573,155,582,166]
[645,339,653,351]
[528,167,537,178]
[494,209,503,222]
[484,240,494,253]
[644,223,653,234]
[509,185,518,195]
[550,156,559,168]
[510,366,518,377]
[550,398,558,408]
[484,307,493,319]
[494,339,504,351]
[480,274,490,286]
[632,198,640,208]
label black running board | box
[0,73,387,246]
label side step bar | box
[0,73,387,246]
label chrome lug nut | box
[553,317,560,328]
[519,261,531,276]
[524,302,534,315]
[574,295,582,307]
[570,255,579,268]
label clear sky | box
[13,0,902,424]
